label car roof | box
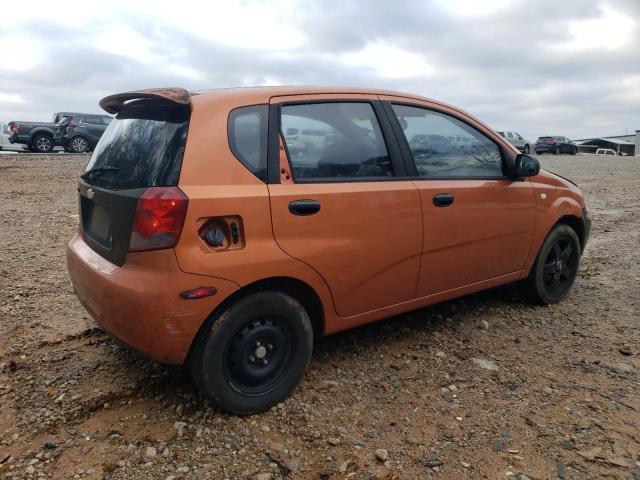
[190,85,467,113]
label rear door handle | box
[289,199,321,216]
[433,193,454,207]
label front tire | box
[554,146,561,155]
[69,136,89,153]
[32,135,54,153]
[190,291,313,415]
[519,224,581,304]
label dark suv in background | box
[56,114,112,153]
[535,136,577,155]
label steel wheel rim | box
[36,137,51,151]
[542,236,578,295]
[223,316,294,396]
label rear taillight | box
[128,187,188,252]
[10,124,20,134]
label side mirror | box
[513,154,540,178]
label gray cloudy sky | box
[1,0,638,140]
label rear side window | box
[280,102,392,181]
[392,104,504,178]
[83,103,189,190]
[228,105,268,181]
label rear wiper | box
[81,166,119,180]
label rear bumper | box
[66,233,239,364]
[535,144,554,152]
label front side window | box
[280,102,393,181]
[391,104,504,178]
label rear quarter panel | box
[174,92,337,332]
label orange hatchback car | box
[67,86,590,414]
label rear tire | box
[31,135,54,153]
[189,291,313,415]
[519,224,581,305]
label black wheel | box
[519,224,581,304]
[523,144,530,154]
[189,291,313,415]
[554,146,561,155]
[69,136,88,153]
[572,146,578,155]
[32,135,54,153]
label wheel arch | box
[186,276,324,364]
[556,214,586,252]
[30,130,54,142]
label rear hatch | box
[78,88,191,266]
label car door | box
[82,116,106,146]
[382,98,536,296]
[268,95,423,317]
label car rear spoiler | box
[99,87,190,115]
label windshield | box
[83,104,189,190]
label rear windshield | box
[83,102,189,190]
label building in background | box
[574,131,639,156]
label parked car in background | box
[535,136,577,155]
[0,123,28,152]
[595,148,617,156]
[497,131,532,154]
[67,86,590,414]
[7,117,68,153]
[56,114,113,153]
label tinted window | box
[228,105,268,181]
[281,102,392,181]
[83,103,189,190]
[392,104,504,178]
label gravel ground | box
[1,153,639,480]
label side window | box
[280,102,392,181]
[391,104,504,178]
[514,133,522,139]
[83,117,101,125]
[102,117,113,126]
[228,104,268,181]
[506,132,513,138]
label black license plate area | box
[82,197,112,249]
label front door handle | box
[289,199,321,216]
[433,193,454,207]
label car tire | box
[572,146,578,155]
[554,146,561,155]
[189,291,313,415]
[523,144,530,154]
[69,136,89,153]
[519,224,581,305]
[31,135,54,153]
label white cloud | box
[341,43,434,79]
[561,5,635,51]
[435,0,513,16]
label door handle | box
[289,199,321,216]
[433,193,454,207]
